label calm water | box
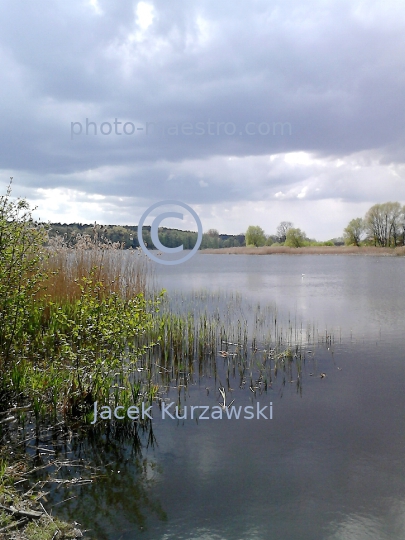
[155,253,405,343]
[56,254,405,540]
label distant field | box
[201,245,405,256]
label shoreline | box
[200,246,405,256]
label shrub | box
[0,180,49,365]
[0,182,158,421]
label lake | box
[54,254,405,540]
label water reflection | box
[8,254,404,540]
[154,253,405,340]
[11,423,167,538]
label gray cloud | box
[0,0,404,235]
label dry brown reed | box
[201,245,405,256]
[42,225,152,302]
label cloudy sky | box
[1,0,404,239]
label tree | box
[364,202,403,247]
[265,235,278,246]
[343,217,364,246]
[285,228,306,247]
[206,229,219,248]
[276,221,293,243]
[245,225,266,247]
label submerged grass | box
[146,291,335,403]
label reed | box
[43,226,152,303]
[0,186,158,426]
[139,291,333,403]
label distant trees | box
[364,202,404,247]
[200,230,245,249]
[50,222,139,248]
[245,225,266,247]
[285,228,306,248]
[222,233,245,248]
[201,229,219,249]
[276,221,293,243]
[51,201,405,253]
[343,218,364,246]
[265,234,278,246]
[157,228,198,250]
[343,202,405,247]
[48,224,246,250]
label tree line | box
[245,201,405,249]
[244,221,340,247]
[343,202,405,247]
[48,223,245,250]
[49,200,404,251]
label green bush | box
[0,180,49,365]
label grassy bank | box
[201,245,405,256]
[0,459,85,539]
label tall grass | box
[0,183,158,426]
[44,224,152,302]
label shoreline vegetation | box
[1,181,401,537]
[49,199,405,252]
[1,182,333,538]
[0,183,160,539]
[200,245,405,256]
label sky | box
[1,0,404,239]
